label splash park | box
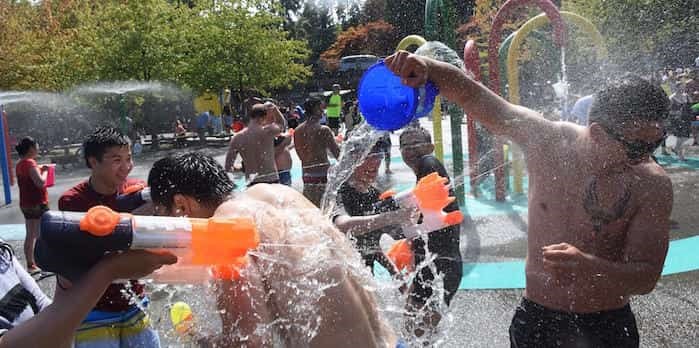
[1,0,699,347]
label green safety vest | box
[327,94,342,118]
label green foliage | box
[385,0,426,38]
[181,0,311,94]
[1,0,310,96]
[565,0,698,70]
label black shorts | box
[21,204,49,220]
[327,117,341,130]
[409,239,462,308]
[509,298,639,348]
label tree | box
[320,20,397,70]
[295,1,338,63]
[181,0,311,96]
[384,0,425,38]
[362,0,386,23]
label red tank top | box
[16,159,48,208]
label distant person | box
[195,110,210,146]
[326,84,343,134]
[376,132,393,174]
[175,119,187,148]
[570,94,594,125]
[686,70,699,144]
[398,126,463,339]
[667,82,694,160]
[274,130,294,186]
[222,105,233,134]
[224,102,285,185]
[294,97,341,207]
[56,126,160,348]
[344,100,363,137]
[14,137,49,274]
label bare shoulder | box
[632,161,673,208]
[244,184,317,209]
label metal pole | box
[0,105,12,205]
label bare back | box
[226,125,279,184]
[212,184,396,347]
[294,121,339,176]
[524,122,672,312]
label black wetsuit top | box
[410,154,463,306]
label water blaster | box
[116,183,151,212]
[357,61,439,131]
[376,172,463,239]
[34,205,259,283]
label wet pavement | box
[1,119,699,346]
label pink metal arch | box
[464,40,481,197]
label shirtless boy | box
[148,152,401,348]
[224,102,286,185]
[294,97,341,206]
[386,52,672,347]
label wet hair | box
[399,126,432,145]
[83,126,130,168]
[303,97,322,117]
[248,104,267,120]
[148,152,235,211]
[588,75,669,134]
[15,137,37,157]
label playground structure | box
[405,0,607,202]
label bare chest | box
[529,164,637,260]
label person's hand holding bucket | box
[357,60,439,131]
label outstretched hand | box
[384,51,429,88]
[100,249,178,280]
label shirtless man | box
[294,97,341,206]
[148,152,400,348]
[274,130,294,186]
[387,52,672,347]
[224,102,286,186]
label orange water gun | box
[35,205,259,282]
[381,173,463,273]
[379,172,463,239]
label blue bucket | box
[358,61,439,131]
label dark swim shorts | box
[21,204,49,220]
[509,298,639,348]
[409,237,463,308]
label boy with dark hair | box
[147,152,400,347]
[294,97,341,206]
[398,126,463,339]
[56,126,160,348]
[333,144,413,276]
[224,102,286,186]
[387,52,672,347]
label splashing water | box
[415,41,466,71]
[320,122,386,215]
[69,81,185,97]
[0,91,79,109]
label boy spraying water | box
[398,126,463,339]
